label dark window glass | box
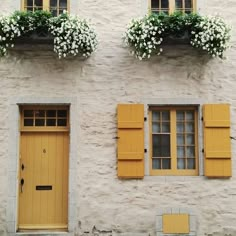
[161,0,169,8]
[185,0,192,8]
[47,119,56,126]
[187,159,195,169]
[58,110,67,117]
[162,111,170,121]
[151,0,159,8]
[58,119,67,126]
[152,159,161,169]
[24,110,33,117]
[177,158,185,169]
[162,159,171,169]
[47,110,56,117]
[24,119,33,126]
[26,0,33,6]
[35,119,45,126]
[152,134,170,157]
[59,0,67,8]
[50,0,57,7]
[175,0,183,8]
[35,110,45,118]
[35,0,43,7]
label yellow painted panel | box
[204,128,231,158]
[205,159,232,177]
[118,160,144,178]
[117,104,144,128]
[19,132,69,229]
[117,129,144,160]
[163,214,189,234]
[203,104,231,177]
[203,104,230,126]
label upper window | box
[21,106,69,131]
[151,0,196,14]
[149,106,198,176]
[22,0,68,16]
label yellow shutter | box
[117,104,144,178]
[163,214,189,234]
[203,104,232,177]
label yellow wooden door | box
[19,132,69,230]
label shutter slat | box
[203,104,231,177]
[117,104,144,178]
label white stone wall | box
[0,1,236,236]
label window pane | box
[24,119,33,126]
[152,122,160,133]
[177,158,185,169]
[162,159,171,169]
[185,0,192,8]
[187,146,195,158]
[152,134,170,157]
[187,158,195,169]
[152,111,160,121]
[161,0,169,8]
[177,147,185,158]
[152,159,161,169]
[59,0,67,8]
[186,134,194,145]
[35,0,43,7]
[47,119,56,126]
[47,110,56,117]
[27,7,33,11]
[186,122,194,132]
[58,110,67,117]
[58,119,67,126]
[51,9,57,16]
[24,110,33,117]
[177,111,184,121]
[175,0,183,8]
[151,0,159,8]
[177,122,184,132]
[35,110,45,118]
[162,111,170,121]
[177,134,184,145]
[26,0,33,6]
[162,122,170,132]
[50,0,57,7]
[35,119,45,126]
[186,111,194,121]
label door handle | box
[20,178,24,193]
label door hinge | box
[144,117,147,121]
[202,148,204,153]
[144,149,147,153]
[201,117,203,121]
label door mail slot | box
[36,185,52,191]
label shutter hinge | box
[144,117,147,121]
[202,148,204,153]
[144,149,147,153]
[230,136,236,140]
[201,117,203,121]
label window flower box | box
[124,12,231,60]
[0,10,98,58]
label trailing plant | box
[0,10,98,58]
[125,12,231,60]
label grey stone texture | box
[0,0,236,236]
